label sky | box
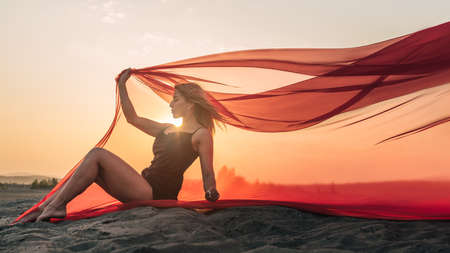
[1,0,449,183]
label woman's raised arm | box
[118,68,138,123]
[117,68,171,137]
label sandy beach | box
[1,185,450,253]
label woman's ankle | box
[46,200,67,210]
[39,197,54,209]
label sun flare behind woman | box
[162,116,183,127]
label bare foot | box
[15,201,50,224]
[36,203,67,222]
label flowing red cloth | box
[14,22,450,224]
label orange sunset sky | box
[1,1,449,185]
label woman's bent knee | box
[88,147,105,156]
[86,147,111,161]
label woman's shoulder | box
[192,125,208,135]
[191,127,212,153]
[192,127,212,142]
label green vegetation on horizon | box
[0,175,60,185]
[31,178,59,189]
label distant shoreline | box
[0,175,61,184]
[0,183,55,191]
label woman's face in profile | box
[170,91,192,118]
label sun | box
[161,116,183,127]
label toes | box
[36,217,49,222]
[35,210,51,222]
[36,214,50,222]
[19,209,42,223]
[35,207,67,222]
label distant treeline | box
[31,178,59,189]
[0,182,32,190]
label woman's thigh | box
[91,148,153,202]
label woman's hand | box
[205,188,220,202]
[118,68,132,85]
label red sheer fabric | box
[14,22,450,223]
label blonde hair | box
[175,82,227,135]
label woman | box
[19,68,221,223]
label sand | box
[1,186,450,253]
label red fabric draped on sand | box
[14,22,450,224]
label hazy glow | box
[163,116,183,127]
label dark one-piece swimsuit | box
[141,125,202,200]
